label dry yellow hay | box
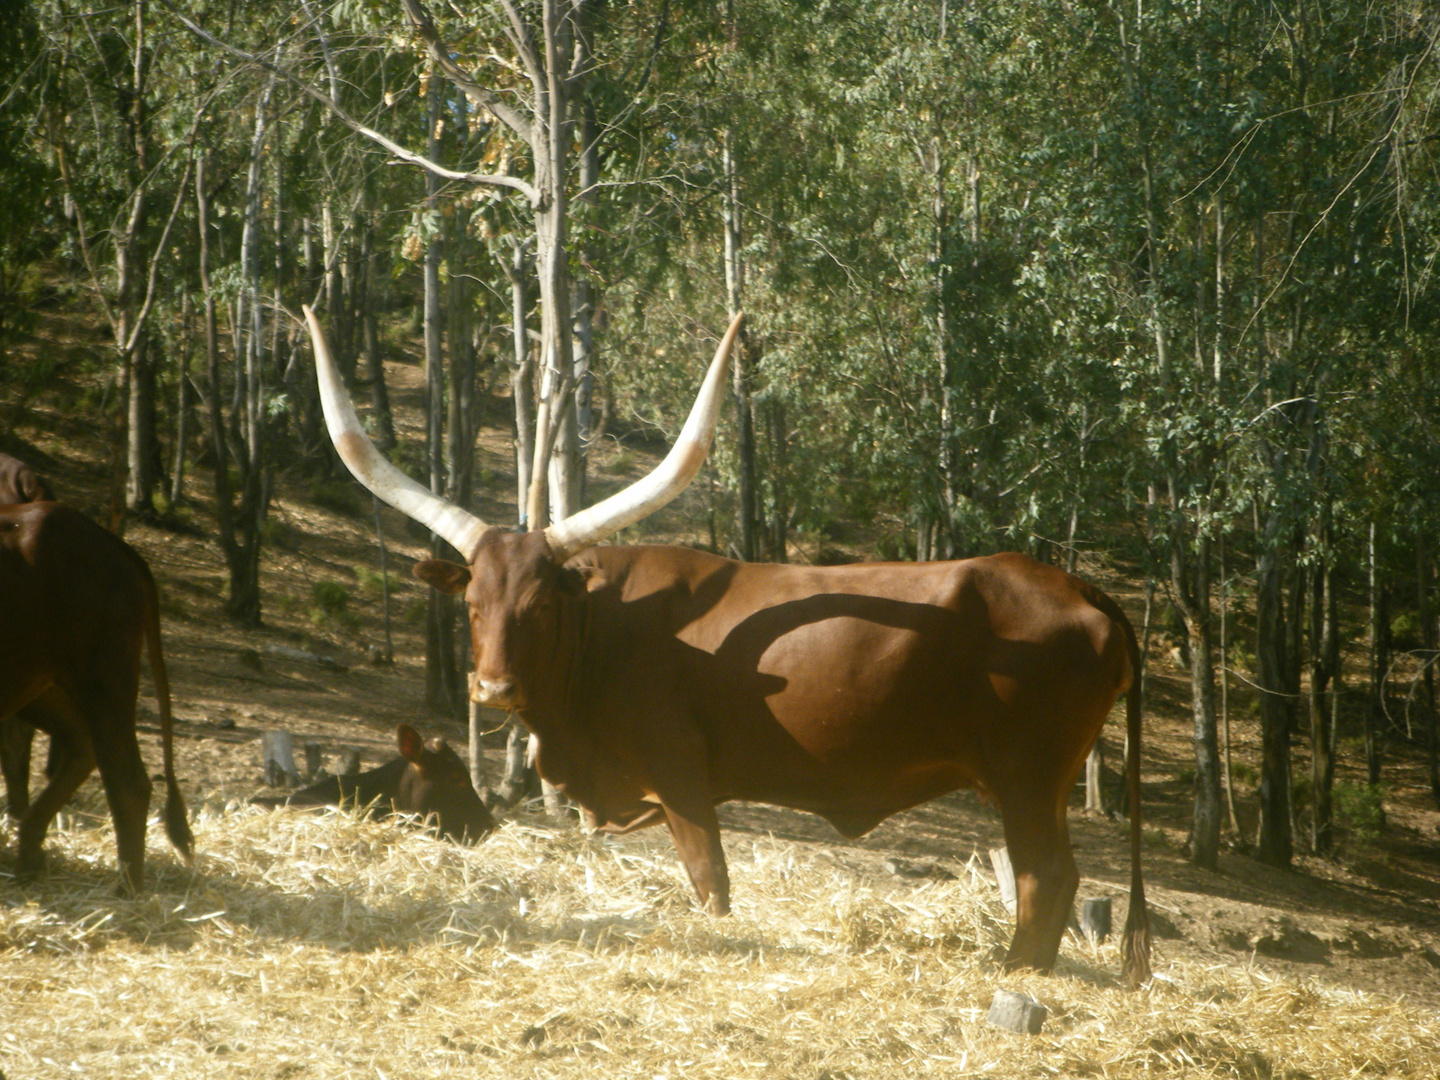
[3,806,1437,1079]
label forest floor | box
[4,302,1440,1016]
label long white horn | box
[545,311,743,561]
[305,305,489,561]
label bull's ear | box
[414,559,471,594]
[397,723,424,764]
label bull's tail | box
[139,561,193,864]
[1114,602,1151,989]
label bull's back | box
[589,547,1130,828]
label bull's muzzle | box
[471,673,521,709]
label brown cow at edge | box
[1,451,60,820]
[0,501,192,892]
[305,306,1151,987]
[251,723,495,843]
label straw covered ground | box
[5,803,1438,1080]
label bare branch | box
[401,0,536,144]
[496,0,548,93]
[123,158,195,360]
[157,0,538,204]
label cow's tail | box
[140,560,193,864]
[1113,600,1151,989]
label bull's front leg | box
[1,714,37,820]
[659,792,730,915]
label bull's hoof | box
[115,863,145,897]
[14,848,46,881]
[1001,955,1055,976]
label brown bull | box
[252,723,495,842]
[0,502,192,892]
[305,306,1150,987]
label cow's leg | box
[997,789,1078,974]
[13,692,97,881]
[659,791,731,916]
[83,684,153,895]
[2,714,36,820]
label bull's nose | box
[471,676,519,707]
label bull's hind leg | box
[997,789,1079,974]
[2,714,36,819]
[14,691,97,881]
[79,680,154,895]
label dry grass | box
[4,808,1438,1079]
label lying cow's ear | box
[397,723,424,764]
[413,559,471,595]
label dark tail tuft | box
[1121,885,1152,989]
[165,779,194,864]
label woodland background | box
[2,0,1440,883]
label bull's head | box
[304,306,741,711]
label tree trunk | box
[723,127,759,561]
[1255,530,1293,867]
[1176,529,1221,870]
[1283,541,1307,738]
[1085,741,1105,814]
[929,134,958,560]
[423,87,460,718]
[120,0,156,517]
[1218,537,1240,836]
[523,0,580,534]
[1309,547,1339,855]
[506,242,535,527]
[766,397,790,561]
[1420,546,1440,808]
[372,496,394,665]
[168,289,192,507]
[1367,522,1387,789]
[223,60,279,626]
[125,334,158,515]
[552,90,600,523]
[360,221,395,450]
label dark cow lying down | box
[306,306,1151,988]
[252,724,494,843]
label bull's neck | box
[508,586,600,806]
[517,577,590,732]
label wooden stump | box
[1080,897,1112,944]
[988,989,1047,1034]
[989,846,1017,916]
[261,730,299,788]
